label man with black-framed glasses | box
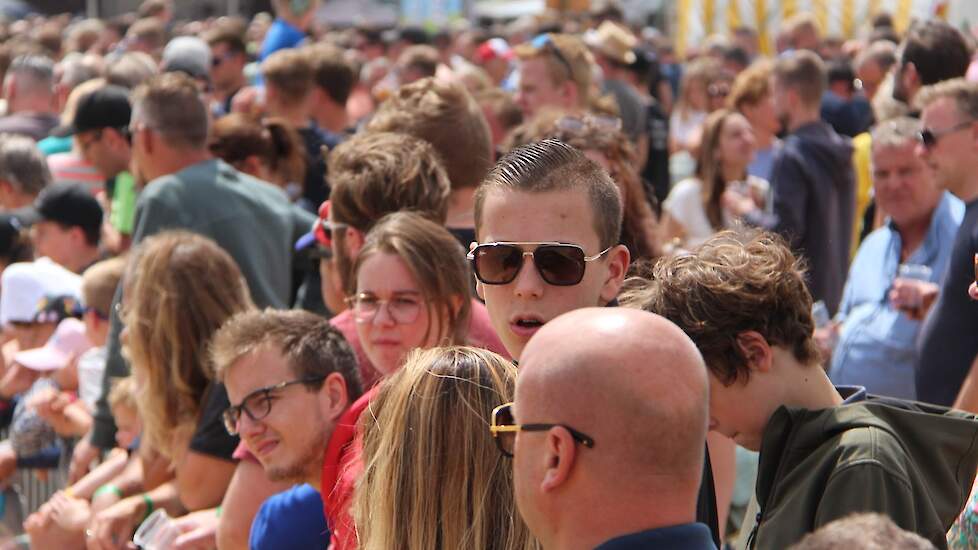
[212,308,362,550]
[501,307,715,550]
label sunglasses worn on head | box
[223,376,326,435]
[489,402,595,458]
[467,242,611,286]
[918,120,974,149]
[531,33,573,79]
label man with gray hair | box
[0,133,52,209]
[0,55,59,141]
[823,116,963,400]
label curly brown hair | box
[620,230,819,385]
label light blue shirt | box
[829,192,964,399]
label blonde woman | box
[354,346,539,550]
[84,231,256,548]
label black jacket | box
[747,121,855,315]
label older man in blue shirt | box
[828,117,963,399]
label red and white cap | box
[476,38,514,63]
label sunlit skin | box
[475,188,628,360]
[353,253,444,376]
[516,57,576,118]
[224,346,346,487]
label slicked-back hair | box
[620,229,819,386]
[474,138,622,250]
[211,308,363,401]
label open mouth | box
[515,319,543,329]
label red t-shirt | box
[321,386,377,550]
[330,298,509,390]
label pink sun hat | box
[14,318,92,372]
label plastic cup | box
[132,509,179,550]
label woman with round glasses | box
[80,231,256,547]
[353,346,538,550]
[348,211,472,376]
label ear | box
[560,80,579,106]
[734,331,773,374]
[599,244,630,305]
[344,226,365,259]
[904,62,920,90]
[540,427,578,493]
[319,371,350,422]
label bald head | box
[518,307,709,485]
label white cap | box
[0,258,82,326]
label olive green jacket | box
[746,393,978,549]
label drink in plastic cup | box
[133,509,179,550]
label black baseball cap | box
[57,85,131,137]
[24,183,103,237]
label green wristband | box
[215,505,222,518]
[141,493,154,522]
[93,484,122,499]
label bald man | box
[508,308,716,550]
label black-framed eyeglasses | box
[918,120,974,149]
[489,402,595,458]
[222,376,326,435]
[531,33,573,79]
[467,242,612,286]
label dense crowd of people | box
[2,0,978,548]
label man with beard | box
[213,309,362,513]
[891,20,970,110]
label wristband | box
[141,493,154,522]
[93,484,122,499]
[215,505,222,518]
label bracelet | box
[215,505,222,518]
[93,484,122,499]
[141,493,154,522]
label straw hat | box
[584,21,637,65]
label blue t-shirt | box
[249,484,329,550]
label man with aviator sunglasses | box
[472,139,724,546]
